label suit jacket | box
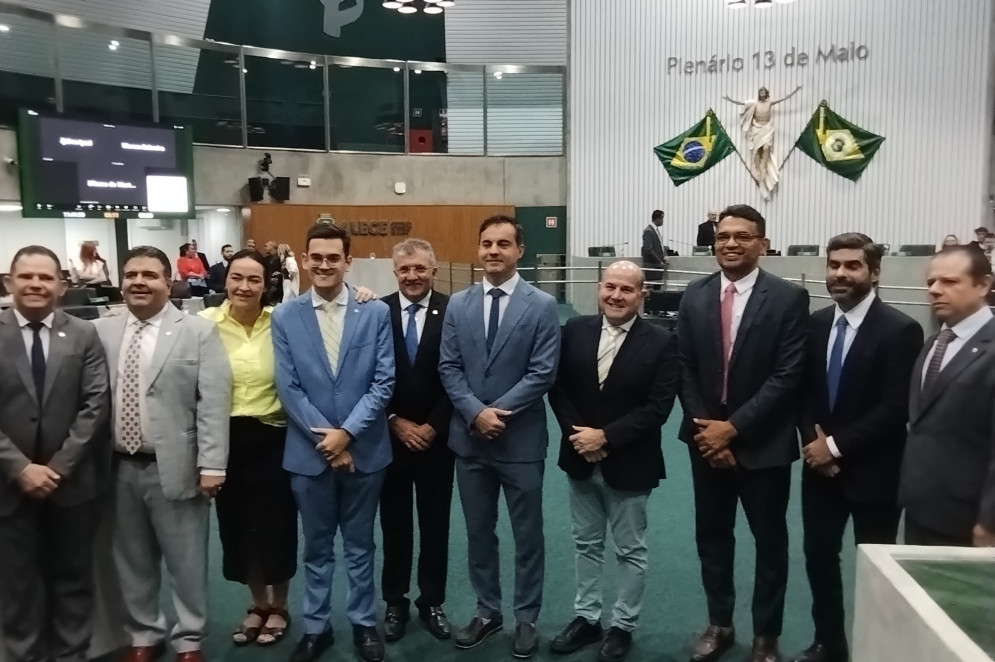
[799,299,923,503]
[0,310,111,516]
[384,291,452,450]
[196,251,210,274]
[549,315,678,491]
[438,278,560,463]
[273,286,395,476]
[94,304,231,500]
[899,317,995,537]
[207,261,227,293]
[696,221,717,249]
[641,225,665,265]
[678,269,809,469]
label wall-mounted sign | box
[545,216,558,228]
[342,220,412,236]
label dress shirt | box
[13,309,53,361]
[199,302,285,426]
[399,290,433,344]
[719,267,759,359]
[311,286,349,368]
[823,291,876,458]
[115,304,169,456]
[482,273,521,337]
[599,314,637,372]
[921,305,993,385]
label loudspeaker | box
[270,177,291,202]
[247,177,266,202]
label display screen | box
[17,110,195,219]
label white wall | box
[568,0,995,256]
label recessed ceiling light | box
[383,0,402,6]
[216,208,230,213]
[414,69,422,74]
[393,66,401,72]
[398,5,417,13]
[108,41,119,51]
[424,5,443,13]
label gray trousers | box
[455,456,545,624]
[113,459,210,653]
[569,468,650,632]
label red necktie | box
[721,283,737,403]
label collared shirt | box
[399,290,433,344]
[482,273,521,337]
[824,291,876,458]
[599,314,637,371]
[13,309,54,361]
[719,267,760,356]
[921,305,994,385]
[115,304,171,455]
[199,302,285,427]
[311,287,350,369]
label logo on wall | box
[322,0,365,38]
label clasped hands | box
[17,464,61,499]
[472,407,512,440]
[571,426,608,463]
[389,416,437,451]
[803,424,840,478]
[312,427,355,472]
[692,418,738,469]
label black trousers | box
[904,517,973,547]
[801,470,900,646]
[379,441,455,610]
[0,498,99,662]
[688,446,791,637]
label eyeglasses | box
[396,266,432,276]
[715,232,762,245]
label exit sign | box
[545,216,557,228]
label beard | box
[828,278,873,305]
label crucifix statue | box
[723,85,802,200]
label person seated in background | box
[70,241,110,286]
[967,226,989,252]
[940,234,959,249]
[697,211,719,253]
[178,243,209,296]
[208,245,235,293]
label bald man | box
[697,211,719,253]
[547,261,679,662]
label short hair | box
[825,233,884,273]
[124,246,172,278]
[179,243,190,257]
[975,226,988,234]
[933,245,993,283]
[392,238,437,265]
[651,210,665,221]
[306,221,351,256]
[718,204,766,237]
[478,215,524,246]
[221,244,233,252]
[10,245,63,275]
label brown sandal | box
[233,606,269,646]
[257,607,291,646]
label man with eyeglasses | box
[677,205,809,662]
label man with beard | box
[208,244,235,293]
[792,234,922,662]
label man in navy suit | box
[439,215,560,659]
[272,222,395,662]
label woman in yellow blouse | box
[200,249,296,647]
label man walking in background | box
[641,210,668,286]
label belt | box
[114,450,157,462]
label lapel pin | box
[972,347,978,353]
[354,308,359,313]
[432,309,439,315]
[165,331,173,336]
[57,331,66,338]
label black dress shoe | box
[418,606,452,640]
[598,627,633,662]
[689,624,735,662]
[353,625,385,662]
[512,622,539,659]
[289,630,334,662]
[455,616,504,649]
[549,616,603,654]
[791,642,849,662]
[750,636,781,662]
[383,605,409,643]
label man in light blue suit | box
[272,222,395,662]
[439,215,561,659]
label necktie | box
[720,283,737,403]
[27,321,45,402]
[597,325,624,389]
[404,302,420,364]
[318,301,343,376]
[826,315,849,410]
[922,329,957,392]
[486,289,505,354]
[120,321,148,454]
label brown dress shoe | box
[121,644,165,662]
[175,652,206,662]
[751,636,781,662]
[689,625,735,662]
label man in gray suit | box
[900,245,995,547]
[94,246,230,662]
[439,215,560,659]
[0,245,111,662]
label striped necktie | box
[318,301,343,376]
[597,325,624,389]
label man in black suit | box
[207,244,234,293]
[548,260,678,662]
[965,226,988,253]
[0,245,111,662]
[899,245,995,548]
[696,211,719,253]
[677,204,809,662]
[641,210,668,286]
[793,234,923,662]
[380,238,455,643]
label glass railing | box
[0,2,566,156]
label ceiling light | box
[382,1,402,7]
[493,71,503,78]
[242,68,248,73]
[393,66,401,72]
[437,0,455,6]
[398,4,417,12]
[424,5,443,13]
[216,208,230,213]
[0,25,10,33]
[414,69,422,74]
[108,40,119,51]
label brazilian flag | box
[796,101,885,182]
[654,110,735,186]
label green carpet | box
[200,404,856,662]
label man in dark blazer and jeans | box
[677,204,809,662]
[548,260,678,662]
[794,234,923,662]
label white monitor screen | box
[146,175,189,213]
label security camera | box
[259,152,273,173]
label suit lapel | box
[414,291,445,370]
[834,300,879,408]
[466,285,486,359]
[386,295,409,370]
[41,312,71,406]
[603,316,646,390]
[915,319,995,419]
[812,308,833,409]
[337,289,361,375]
[582,316,603,389]
[147,305,184,387]
[486,283,532,368]
[106,313,128,392]
[729,271,768,372]
[703,275,723,366]
[909,334,931,420]
[298,292,337,383]
[0,309,37,405]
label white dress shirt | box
[311,286,350,370]
[823,291,876,458]
[115,304,170,455]
[921,305,994,385]
[399,290,433,344]
[482,273,521,337]
[599,314,637,372]
[719,267,759,358]
[13,309,54,361]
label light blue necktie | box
[404,303,420,364]
[827,315,849,410]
